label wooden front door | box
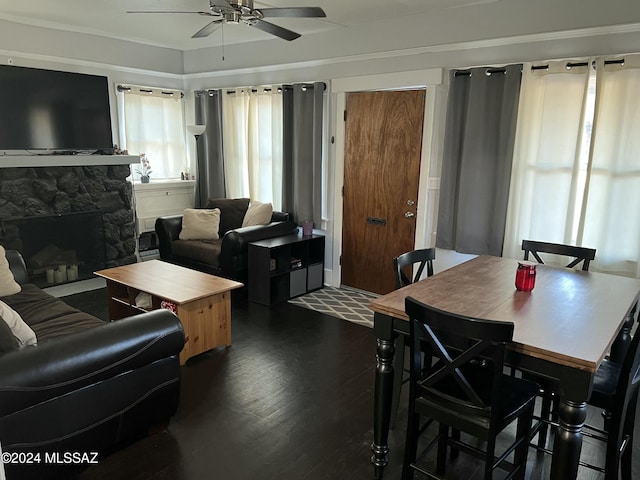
[341,90,425,295]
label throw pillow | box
[205,198,250,236]
[0,314,19,353]
[242,201,273,227]
[0,300,37,347]
[179,208,221,241]
[0,245,21,297]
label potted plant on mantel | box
[136,154,152,183]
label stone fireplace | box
[0,164,136,285]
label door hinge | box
[339,255,342,265]
[343,110,347,122]
[341,186,344,196]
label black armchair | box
[155,208,298,283]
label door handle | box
[404,211,415,218]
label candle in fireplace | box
[67,264,78,281]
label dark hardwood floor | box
[58,289,639,480]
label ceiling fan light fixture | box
[228,0,255,12]
[224,10,242,23]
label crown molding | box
[3,22,639,80]
[184,22,640,79]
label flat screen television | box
[0,65,113,153]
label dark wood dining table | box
[369,255,640,480]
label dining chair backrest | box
[405,296,514,418]
[584,307,640,479]
[613,313,640,423]
[389,248,436,429]
[393,248,436,289]
[522,240,596,271]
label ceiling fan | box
[127,0,326,41]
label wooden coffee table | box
[95,260,243,365]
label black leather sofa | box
[0,250,185,479]
[155,197,298,283]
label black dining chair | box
[402,297,539,480]
[390,248,436,427]
[521,239,596,271]
[394,248,436,289]
[580,307,640,480]
[520,239,597,448]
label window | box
[217,82,326,225]
[503,55,640,277]
[116,85,187,181]
[570,70,597,245]
[222,87,283,209]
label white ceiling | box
[1,0,640,55]
[0,0,497,50]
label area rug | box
[288,286,378,328]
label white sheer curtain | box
[502,60,591,261]
[222,87,283,209]
[504,55,640,277]
[116,86,186,180]
[581,55,640,277]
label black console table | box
[248,233,325,305]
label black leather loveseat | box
[0,250,185,479]
[155,197,298,283]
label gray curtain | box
[194,89,225,207]
[436,64,522,256]
[282,82,324,226]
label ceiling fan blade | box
[192,19,225,38]
[126,11,212,15]
[258,7,326,18]
[252,20,300,41]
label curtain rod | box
[117,84,184,98]
[282,82,327,91]
[226,83,327,94]
[453,67,507,77]
[531,58,625,71]
[196,82,327,97]
[225,87,278,95]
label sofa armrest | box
[5,250,29,285]
[0,309,184,417]
[219,220,298,276]
[155,215,183,260]
[271,211,289,222]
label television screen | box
[0,65,113,152]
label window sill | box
[132,179,195,188]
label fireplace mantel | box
[0,154,139,168]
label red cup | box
[515,261,537,292]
